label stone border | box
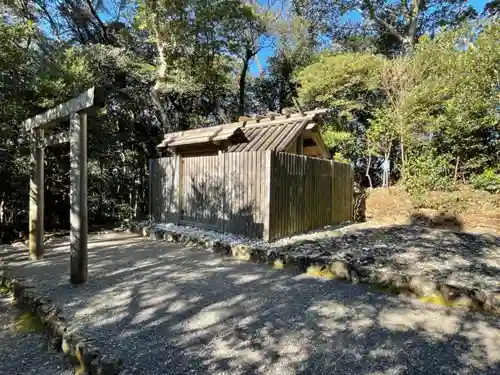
[0,265,122,375]
[125,221,499,317]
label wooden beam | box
[17,131,68,148]
[29,128,44,260]
[24,87,99,131]
[311,132,330,159]
[69,112,88,284]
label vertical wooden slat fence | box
[180,154,220,228]
[267,153,344,240]
[223,151,268,237]
[149,156,179,223]
[149,151,353,241]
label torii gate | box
[23,87,103,284]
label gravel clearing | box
[0,294,74,375]
[2,231,500,375]
[152,221,500,294]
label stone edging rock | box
[125,221,500,317]
[0,265,122,375]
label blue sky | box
[249,0,489,75]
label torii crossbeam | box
[22,87,103,284]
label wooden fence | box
[268,152,353,239]
[149,151,352,241]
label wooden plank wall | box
[268,153,353,241]
[149,156,179,223]
[180,155,220,228]
[150,152,268,238]
[223,151,268,238]
[331,161,354,224]
[149,151,352,241]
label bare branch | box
[362,0,405,43]
[85,0,110,43]
[407,0,425,42]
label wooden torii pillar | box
[23,88,101,284]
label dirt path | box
[2,232,500,375]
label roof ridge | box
[225,108,327,129]
[160,108,328,141]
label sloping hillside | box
[365,186,500,234]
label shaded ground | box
[0,295,73,375]
[281,224,500,294]
[1,232,500,375]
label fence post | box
[175,154,182,224]
[350,164,354,221]
[218,151,226,233]
[330,160,335,224]
[148,158,152,221]
[263,150,273,241]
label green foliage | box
[332,151,350,163]
[0,0,498,243]
[0,285,10,294]
[398,21,500,179]
[297,52,385,116]
[472,169,500,194]
[403,150,455,195]
[297,52,385,165]
[297,18,499,194]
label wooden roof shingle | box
[157,109,327,153]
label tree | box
[226,1,277,116]
[265,2,324,112]
[295,17,499,191]
[401,20,500,181]
[333,0,477,53]
[135,0,255,130]
[297,52,386,185]
[485,0,500,17]
[297,52,385,154]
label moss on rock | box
[12,311,44,333]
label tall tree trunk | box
[238,50,252,116]
[151,41,171,131]
[97,160,104,222]
[366,154,373,189]
[454,156,460,183]
[400,134,406,181]
[363,0,423,54]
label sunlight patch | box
[419,293,450,307]
[306,266,335,280]
[273,260,284,270]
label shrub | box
[472,168,500,194]
[403,151,455,196]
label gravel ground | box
[152,221,500,294]
[2,232,500,375]
[0,295,74,375]
[280,224,500,294]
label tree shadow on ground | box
[286,217,500,291]
[3,232,500,375]
[409,210,464,232]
